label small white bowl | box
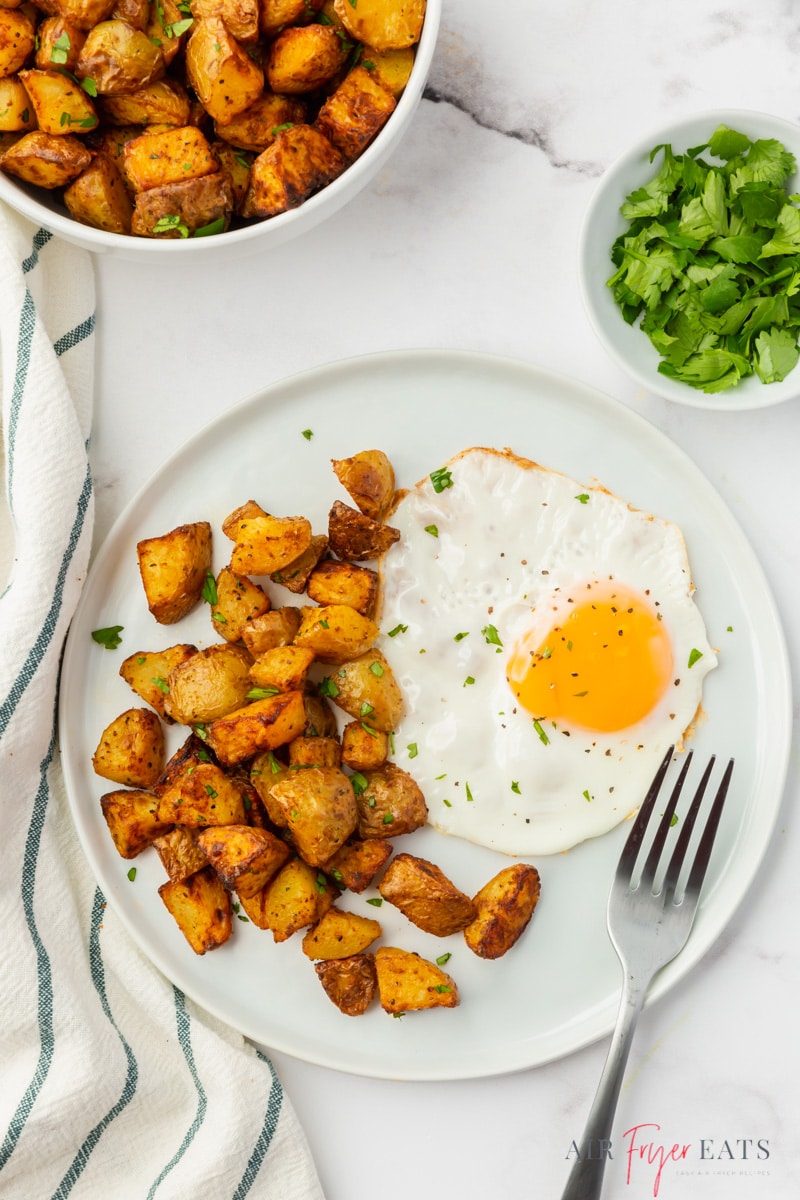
[579,109,800,411]
[0,1,440,262]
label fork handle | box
[559,972,651,1200]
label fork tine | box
[615,744,674,881]
[661,755,716,897]
[639,750,694,888]
[681,757,734,900]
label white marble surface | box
[65,0,800,1196]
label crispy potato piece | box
[209,565,271,642]
[35,0,116,32]
[261,856,337,942]
[164,642,253,725]
[229,512,313,577]
[0,9,35,77]
[302,686,339,738]
[355,762,427,838]
[136,520,212,625]
[191,0,259,43]
[379,852,477,936]
[375,946,459,1014]
[301,906,381,960]
[221,497,265,538]
[63,152,133,233]
[76,19,165,95]
[159,866,232,954]
[325,647,402,732]
[185,16,264,123]
[196,824,291,897]
[0,75,35,131]
[259,0,323,37]
[250,749,292,827]
[324,837,392,893]
[270,765,357,866]
[340,719,388,771]
[306,559,378,616]
[316,65,395,162]
[119,642,197,720]
[112,0,149,31]
[34,16,86,73]
[241,606,302,656]
[334,0,425,51]
[130,169,234,236]
[332,449,395,520]
[122,125,218,191]
[153,826,209,882]
[1,130,91,186]
[314,953,377,1015]
[294,603,379,663]
[155,737,249,826]
[212,137,252,210]
[266,24,347,95]
[463,863,541,960]
[98,78,191,125]
[287,735,341,767]
[92,706,165,788]
[100,787,172,858]
[367,47,415,98]
[206,689,307,765]
[214,91,306,154]
[18,68,98,134]
[145,0,190,65]
[327,499,400,561]
[249,644,315,693]
[241,123,343,219]
[270,533,328,593]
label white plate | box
[59,349,791,1080]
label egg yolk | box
[506,583,674,733]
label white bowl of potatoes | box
[0,0,439,259]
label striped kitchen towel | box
[0,204,324,1200]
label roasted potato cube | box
[100,787,172,858]
[185,17,264,123]
[209,565,271,642]
[334,0,426,51]
[196,824,291,897]
[0,76,36,132]
[325,647,402,732]
[1,130,91,186]
[122,125,218,191]
[294,604,379,663]
[214,91,306,153]
[153,826,209,882]
[301,906,381,960]
[206,689,307,765]
[270,765,357,866]
[164,642,253,725]
[259,0,323,37]
[0,8,35,78]
[241,606,302,655]
[302,686,340,738]
[287,735,341,768]
[266,23,347,95]
[314,953,377,1016]
[34,16,87,73]
[159,866,232,954]
[63,152,133,233]
[241,123,343,219]
[331,449,396,520]
[379,853,477,936]
[92,707,165,788]
[327,499,400,561]
[367,47,415,98]
[375,946,459,1014]
[34,0,116,32]
[324,837,392,892]
[355,762,427,838]
[306,559,378,616]
[340,719,388,771]
[98,77,191,126]
[18,68,98,134]
[261,857,337,942]
[271,533,328,593]
[112,0,150,30]
[228,511,313,577]
[155,740,249,826]
[191,0,259,43]
[250,749,292,827]
[145,0,193,64]
[119,642,197,720]
[221,497,265,537]
[316,65,396,162]
[212,137,252,210]
[76,19,165,96]
[249,644,315,693]
[136,520,212,625]
[130,169,234,237]
[463,863,541,960]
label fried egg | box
[378,447,717,855]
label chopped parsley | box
[387,623,408,637]
[91,625,123,649]
[688,647,704,668]
[430,467,454,493]
[481,623,503,647]
[201,569,218,604]
[424,524,439,537]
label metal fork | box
[560,745,734,1200]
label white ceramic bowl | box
[0,2,440,262]
[579,109,800,411]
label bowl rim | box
[578,106,800,411]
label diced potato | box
[211,137,252,210]
[164,642,254,725]
[98,78,191,126]
[340,719,388,771]
[130,170,234,237]
[155,737,249,826]
[18,68,98,134]
[259,0,323,38]
[221,497,265,538]
[355,762,427,838]
[153,826,209,882]
[327,499,400,561]
[0,75,35,132]
[206,688,307,765]
[261,856,337,942]
[228,511,313,577]
[249,644,315,693]
[159,866,232,954]
[196,824,291,897]
[365,47,415,98]
[122,125,218,191]
[293,603,379,663]
[324,647,403,732]
[314,953,377,1015]
[1,129,91,186]
[375,946,459,1014]
[266,24,347,95]
[63,151,133,233]
[301,906,381,959]
[136,520,212,625]
[332,449,396,520]
[302,686,339,738]
[209,565,271,642]
[241,606,302,656]
[191,0,259,44]
[76,19,165,96]
[34,0,116,32]
[270,765,357,866]
[145,0,193,64]
[379,852,477,936]
[324,837,392,893]
[306,559,378,616]
[119,642,197,720]
[100,787,172,858]
[184,17,264,123]
[334,0,426,51]
[111,0,149,32]
[241,123,343,219]
[214,91,306,154]
[316,65,395,162]
[463,864,542,960]
[249,749,291,827]
[34,17,86,73]
[270,533,328,593]
[287,735,341,767]
[92,706,165,788]
[0,8,35,78]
